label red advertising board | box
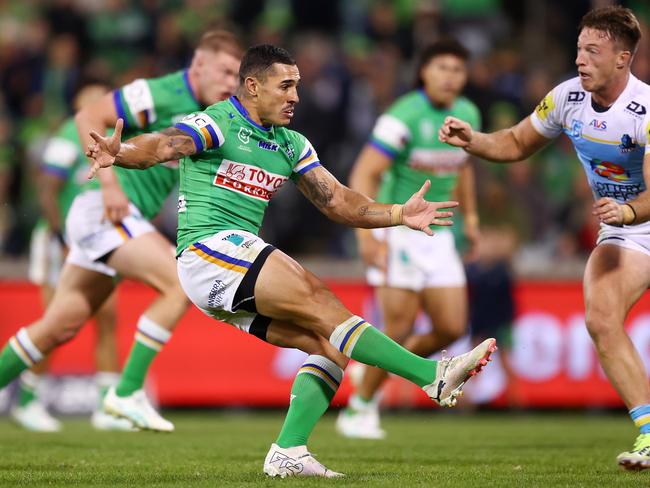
[1,280,649,408]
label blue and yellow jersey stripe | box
[189,241,251,274]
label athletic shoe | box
[91,409,138,431]
[103,387,174,432]
[263,443,344,478]
[617,433,650,470]
[11,401,62,432]
[336,407,386,439]
[423,338,497,408]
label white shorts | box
[65,190,155,276]
[597,221,650,257]
[366,226,466,290]
[177,230,275,338]
[28,225,64,286]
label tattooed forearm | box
[358,205,386,217]
[302,172,334,208]
[160,127,196,159]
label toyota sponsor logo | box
[213,159,287,201]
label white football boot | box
[103,387,174,432]
[263,443,344,478]
[11,401,62,432]
[336,395,385,440]
[617,433,650,470]
[423,338,497,407]
[91,409,138,431]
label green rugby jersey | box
[173,96,320,254]
[41,118,89,221]
[85,70,202,219]
[371,90,480,205]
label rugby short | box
[366,226,466,290]
[28,225,64,287]
[177,230,275,340]
[597,221,650,257]
[65,190,155,276]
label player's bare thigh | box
[253,249,353,338]
[266,319,349,369]
[375,287,420,342]
[106,230,185,295]
[583,244,650,327]
[28,263,115,352]
[421,286,467,339]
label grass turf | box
[0,410,645,487]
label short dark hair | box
[239,44,296,85]
[414,38,469,88]
[579,6,642,53]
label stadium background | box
[1,0,650,413]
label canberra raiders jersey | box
[370,90,480,204]
[41,118,89,221]
[173,96,320,254]
[86,70,202,219]
[531,75,650,209]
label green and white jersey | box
[174,96,320,254]
[41,118,88,222]
[371,90,481,204]
[85,69,202,219]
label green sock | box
[330,317,437,387]
[95,372,120,407]
[276,355,343,448]
[116,316,170,397]
[0,330,43,389]
[17,371,39,407]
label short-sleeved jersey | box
[370,90,481,204]
[531,75,650,210]
[41,118,88,221]
[85,70,202,219]
[173,96,320,254]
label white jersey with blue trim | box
[530,74,650,232]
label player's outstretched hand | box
[438,116,473,148]
[86,118,124,179]
[402,180,458,236]
[593,197,634,226]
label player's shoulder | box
[144,69,184,91]
[622,75,650,117]
[548,76,585,103]
[56,117,79,141]
[387,90,423,114]
[453,96,480,116]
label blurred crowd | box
[1,0,650,275]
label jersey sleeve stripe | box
[298,147,313,163]
[112,90,130,129]
[200,124,223,149]
[295,161,321,175]
[369,139,398,159]
[174,123,204,152]
[41,164,69,179]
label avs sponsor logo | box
[177,194,187,213]
[284,143,295,159]
[258,140,279,152]
[567,91,585,103]
[625,101,646,117]
[619,134,637,153]
[213,159,287,201]
[589,119,607,131]
[590,159,629,182]
[207,279,227,308]
[238,127,252,144]
[571,119,583,138]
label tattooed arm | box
[86,119,197,177]
[296,165,459,234]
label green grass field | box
[0,410,646,487]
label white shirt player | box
[530,74,650,234]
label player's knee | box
[585,313,619,341]
[50,319,85,347]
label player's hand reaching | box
[401,180,458,236]
[593,197,636,226]
[357,230,388,271]
[86,118,124,179]
[438,116,473,148]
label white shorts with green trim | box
[65,190,155,277]
[366,226,466,291]
[28,225,64,286]
[177,230,275,338]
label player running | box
[86,44,496,477]
[15,83,132,432]
[0,30,242,432]
[438,6,650,471]
[337,38,480,440]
